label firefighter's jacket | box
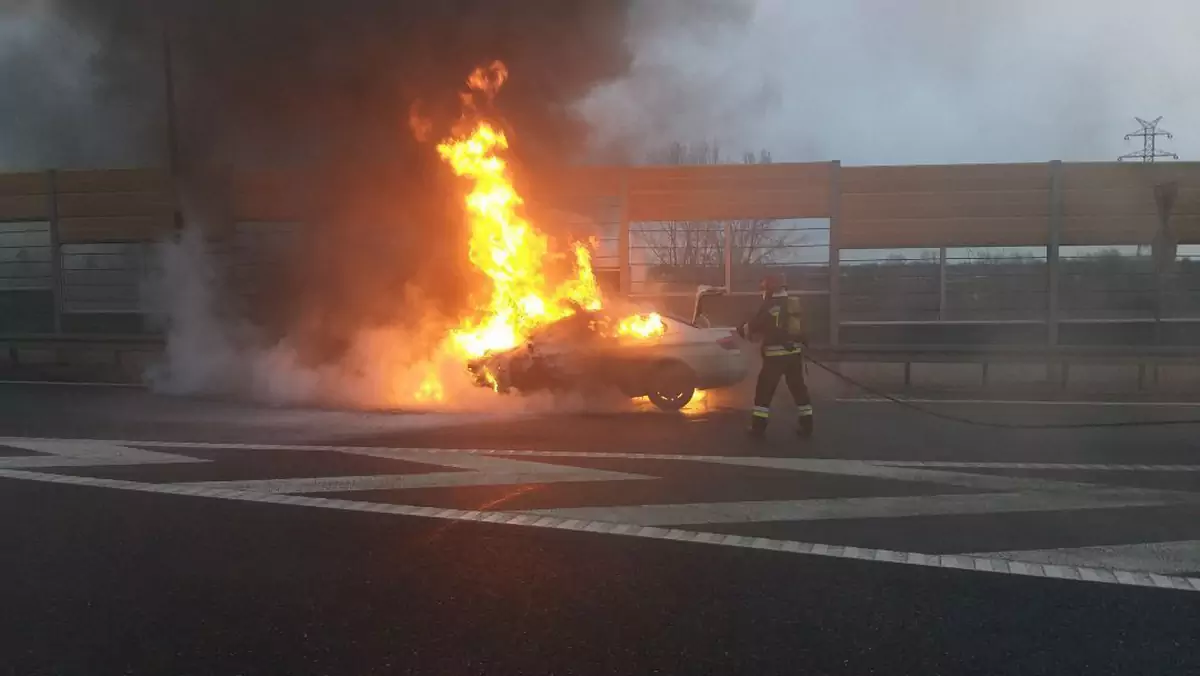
[743,291,807,357]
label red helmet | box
[759,273,786,295]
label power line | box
[1118,116,1178,163]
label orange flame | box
[615,312,666,339]
[435,121,603,360]
[414,62,656,402]
[414,366,445,403]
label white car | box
[466,307,751,411]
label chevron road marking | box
[0,437,1197,593]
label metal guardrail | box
[808,342,1200,392]
[810,344,1200,363]
[0,334,163,383]
[0,333,164,347]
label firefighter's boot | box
[797,405,814,440]
[746,409,769,439]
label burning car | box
[466,300,750,411]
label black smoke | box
[6,0,644,361]
[40,0,636,169]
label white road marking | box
[0,464,1195,593]
[0,438,654,492]
[169,446,654,492]
[8,437,1195,498]
[1,437,1198,591]
[513,489,1197,526]
[176,468,653,494]
[972,540,1200,576]
[0,439,204,469]
[881,461,1200,472]
[837,397,1200,408]
[698,456,1113,493]
[7,439,1146,493]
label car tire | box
[647,361,696,411]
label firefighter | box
[736,274,813,439]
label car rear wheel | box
[647,362,696,411]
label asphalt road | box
[3,383,1200,675]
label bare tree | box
[634,142,795,286]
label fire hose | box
[800,353,1200,430]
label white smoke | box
[143,226,322,403]
[141,224,644,414]
[582,0,1200,164]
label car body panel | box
[466,312,751,397]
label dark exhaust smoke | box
[10,0,639,362]
[42,0,635,169]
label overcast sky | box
[581,0,1200,165]
[2,0,1198,169]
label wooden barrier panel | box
[1175,215,1200,244]
[50,169,176,243]
[842,190,1050,221]
[542,163,833,222]
[56,192,175,219]
[842,163,1050,194]
[627,162,831,222]
[1061,188,1156,217]
[629,162,829,192]
[1060,163,1200,245]
[0,173,50,221]
[0,195,51,221]
[55,169,172,194]
[840,163,1051,249]
[1061,162,1200,190]
[0,172,50,196]
[5,160,1200,248]
[628,190,828,222]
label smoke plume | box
[581,0,1200,165]
[0,0,751,407]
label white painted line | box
[879,461,1200,472]
[837,397,1200,408]
[0,436,1196,592]
[970,540,1200,576]
[1,437,1190,497]
[512,489,1196,527]
[33,440,1184,488]
[1,465,1196,593]
[174,469,653,494]
[0,439,206,469]
[1150,573,1177,589]
[699,456,1122,493]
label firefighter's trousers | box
[750,353,813,434]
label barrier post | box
[827,160,842,346]
[618,169,631,295]
[46,170,62,335]
[1047,160,1063,347]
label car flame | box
[418,62,653,400]
[615,312,666,339]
